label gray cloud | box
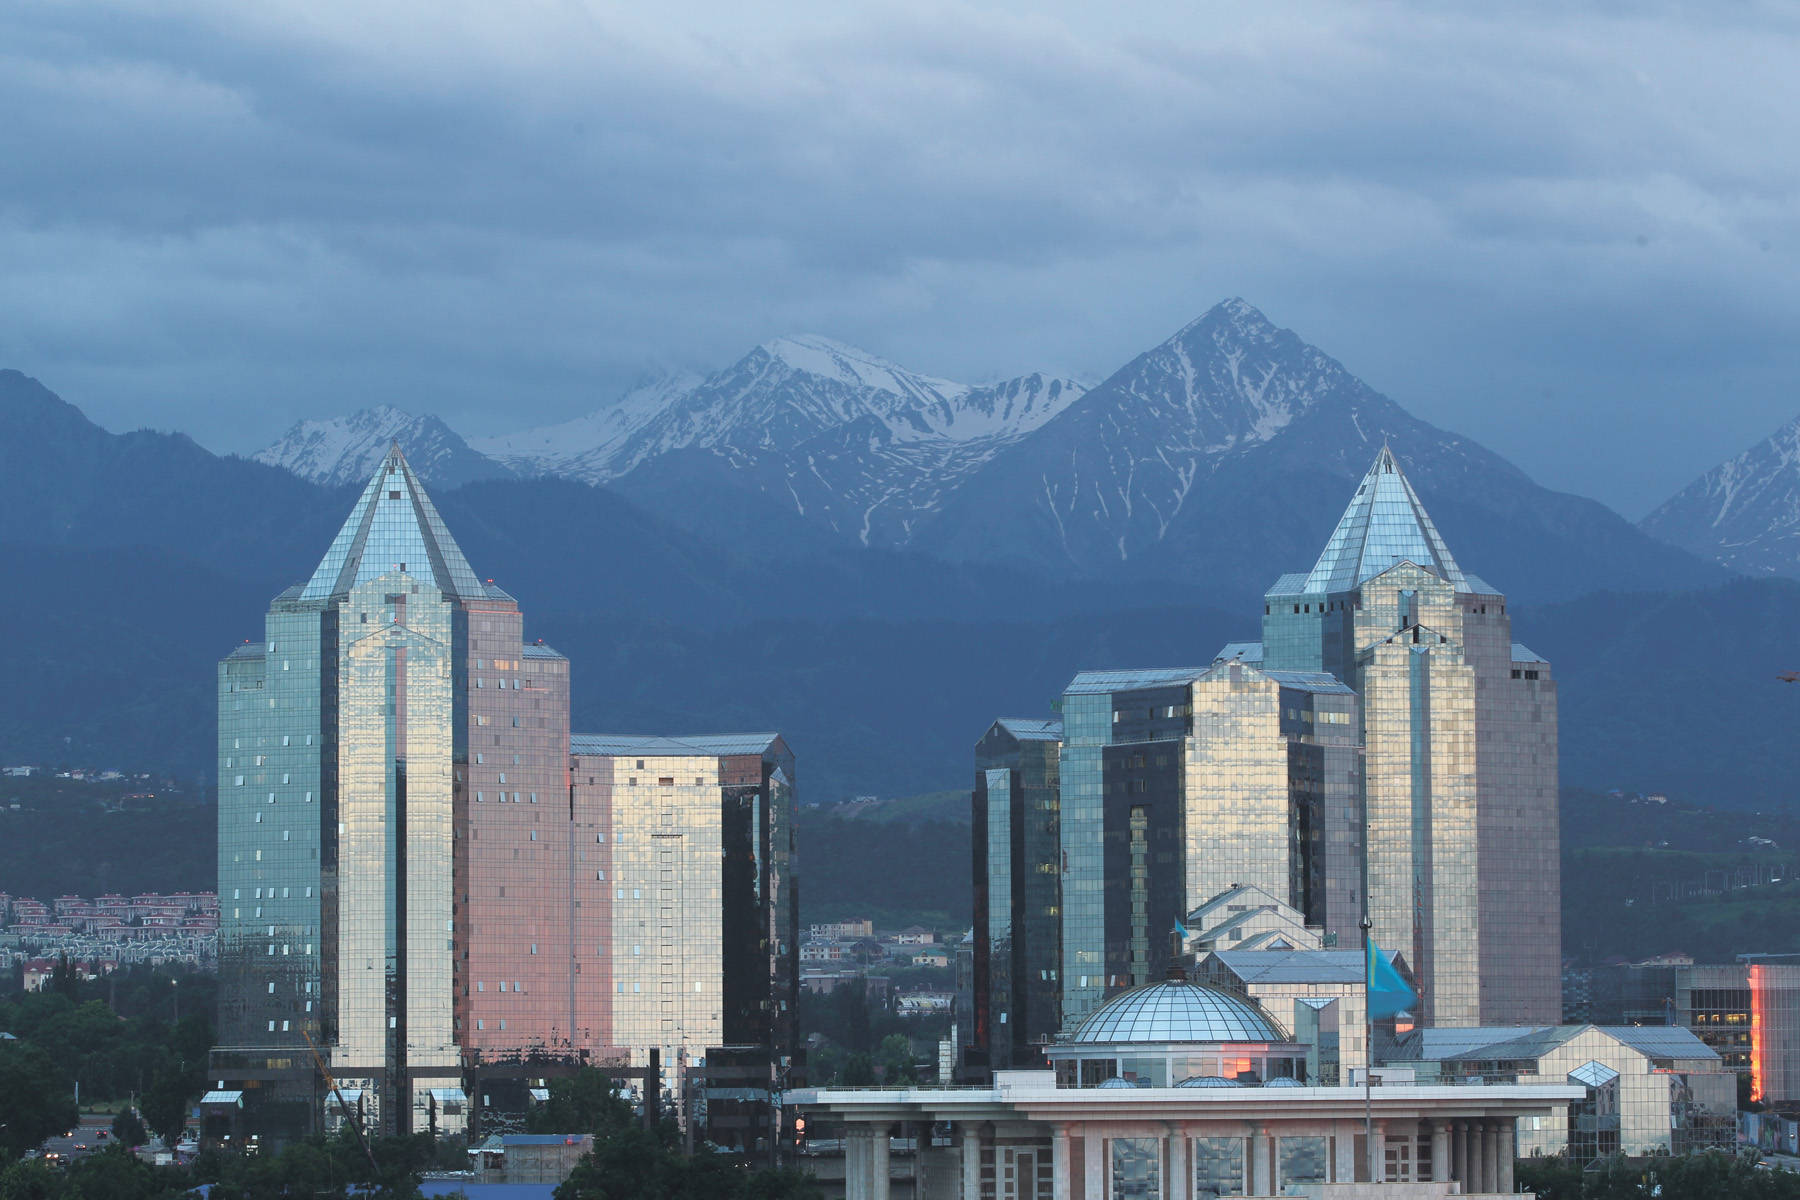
[1,0,1797,514]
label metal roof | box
[301,444,487,602]
[995,717,1063,742]
[1067,980,1289,1045]
[1264,670,1356,696]
[571,732,782,757]
[1064,667,1208,695]
[1208,950,1371,985]
[1213,642,1265,664]
[1393,1024,1718,1065]
[1511,643,1548,664]
[1264,573,1313,598]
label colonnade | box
[836,1115,1520,1199]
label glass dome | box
[1097,1077,1136,1089]
[1175,1075,1244,1088]
[1067,980,1288,1045]
[1263,1077,1305,1087]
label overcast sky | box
[4,0,1797,517]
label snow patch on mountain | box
[471,371,703,481]
[1642,413,1800,578]
[253,406,511,489]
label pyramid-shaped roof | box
[1301,445,1469,593]
[300,444,487,601]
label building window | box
[1193,1138,1245,1199]
[1112,1137,1160,1199]
[1279,1137,1328,1188]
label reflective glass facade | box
[1262,448,1560,1025]
[972,719,1062,1068]
[217,447,797,1145]
[567,736,798,1138]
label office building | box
[566,733,799,1148]
[214,446,796,1146]
[1056,662,1361,1033]
[1255,445,1560,1025]
[971,718,1062,1070]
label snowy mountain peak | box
[755,334,970,407]
[254,406,512,489]
[1641,411,1800,578]
[471,371,704,479]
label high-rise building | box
[974,446,1557,1047]
[970,717,1062,1069]
[1054,664,1361,1032]
[213,447,796,1147]
[566,733,799,1147]
[1256,445,1560,1024]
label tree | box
[140,1066,194,1150]
[0,1040,78,1163]
[111,1108,148,1147]
[528,1070,640,1136]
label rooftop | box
[570,732,783,757]
[1066,979,1289,1045]
[994,717,1064,742]
[301,444,488,602]
[1064,667,1208,696]
[1273,445,1475,596]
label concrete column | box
[1166,1126,1187,1200]
[1053,1124,1072,1200]
[1499,1120,1515,1194]
[1456,1121,1471,1188]
[1251,1126,1271,1195]
[1431,1122,1451,1183]
[872,1124,891,1200]
[1084,1128,1104,1200]
[1475,1122,1492,1193]
[961,1123,981,1200]
[1372,1121,1387,1184]
[1333,1126,1356,1182]
[1484,1121,1501,1195]
[848,1127,872,1200]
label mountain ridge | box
[1640,412,1800,579]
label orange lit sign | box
[1750,964,1767,1104]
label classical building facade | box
[799,976,1580,1200]
[213,447,796,1146]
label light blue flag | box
[1367,940,1417,1020]
[1173,917,1190,940]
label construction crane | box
[300,1028,381,1175]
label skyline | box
[6,1,1800,518]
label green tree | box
[528,1069,639,1135]
[0,1039,78,1162]
[140,1066,193,1150]
[111,1108,147,1147]
[875,1034,916,1084]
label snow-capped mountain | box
[254,406,512,489]
[601,336,1086,543]
[469,371,704,482]
[1640,414,1800,578]
[910,298,1718,604]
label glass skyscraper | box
[1257,446,1560,1025]
[971,717,1063,1069]
[974,445,1559,1049]
[214,447,796,1145]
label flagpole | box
[1362,913,1374,1184]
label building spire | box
[1301,445,1468,593]
[300,444,487,601]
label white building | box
[796,976,1579,1198]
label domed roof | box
[1263,1077,1305,1087]
[1096,1077,1136,1089]
[1068,980,1287,1045]
[1175,1075,1244,1088]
